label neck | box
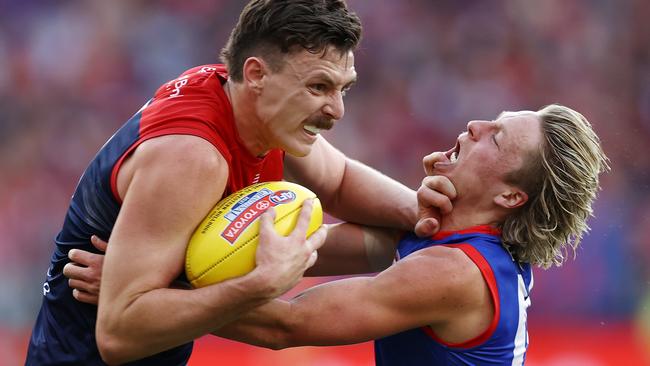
[225,79,270,157]
[438,201,503,232]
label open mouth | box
[445,140,461,164]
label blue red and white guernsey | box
[26,65,284,366]
[375,226,534,366]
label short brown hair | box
[501,104,610,268]
[221,0,362,82]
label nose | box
[322,91,345,120]
[466,120,491,140]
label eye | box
[309,83,328,94]
[492,134,500,148]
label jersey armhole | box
[109,128,232,204]
[421,243,500,349]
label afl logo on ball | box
[270,190,296,204]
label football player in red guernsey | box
[26,1,419,365]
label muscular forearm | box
[325,158,417,230]
[216,277,383,349]
[97,272,275,364]
[285,138,417,231]
[214,299,294,350]
[306,223,400,276]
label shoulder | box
[130,135,229,186]
[116,135,230,218]
[400,245,488,308]
[139,134,226,166]
[410,246,481,281]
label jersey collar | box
[432,225,501,241]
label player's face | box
[256,47,357,157]
[431,111,542,205]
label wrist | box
[241,268,282,300]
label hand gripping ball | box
[185,181,322,288]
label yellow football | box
[185,181,322,288]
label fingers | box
[414,218,440,237]
[258,206,277,236]
[68,248,103,268]
[71,288,99,305]
[415,175,456,237]
[422,152,447,175]
[417,184,453,215]
[421,175,457,201]
[68,278,98,295]
[63,262,91,282]
[260,199,316,240]
[90,235,108,252]
[418,176,457,215]
[290,199,314,238]
[66,262,101,305]
[304,225,327,268]
[65,247,104,305]
[306,225,327,251]
[306,250,319,268]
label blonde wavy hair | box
[500,104,610,268]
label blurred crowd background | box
[1,0,649,365]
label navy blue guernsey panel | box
[26,103,192,366]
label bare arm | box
[305,222,402,277]
[95,135,324,364]
[65,150,457,304]
[285,136,417,231]
[216,245,490,349]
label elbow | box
[96,334,124,365]
[96,326,137,365]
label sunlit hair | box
[501,104,610,268]
[221,0,362,82]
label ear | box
[493,188,528,209]
[241,57,267,94]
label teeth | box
[304,125,322,135]
[450,151,458,163]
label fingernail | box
[68,249,76,258]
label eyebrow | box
[310,72,357,90]
[491,118,506,150]
[343,77,358,90]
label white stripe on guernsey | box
[136,99,152,113]
[511,273,531,366]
